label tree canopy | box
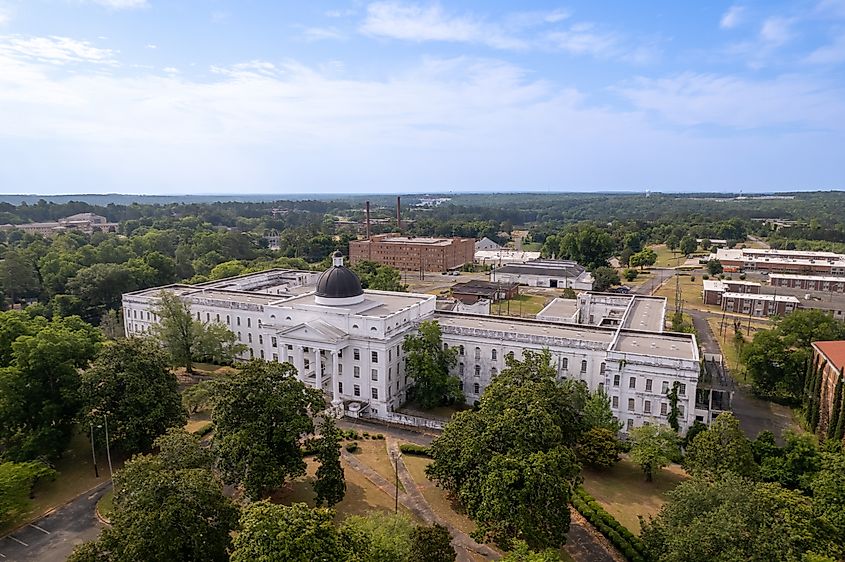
[403,320,462,409]
[629,424,679,482]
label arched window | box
[459,345,464,356]
[491,349,497,361]
[473,382,480,394]
[475,365,481,377]
[491,367,497,377]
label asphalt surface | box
[632,268,675,296]
[0,482,109,562]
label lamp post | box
[390,449,400,513]
[89,423,99,478]
[103,414,114,480]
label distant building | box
[812,341,845,439]
[264,229,281,250]
[491,259,594,290]
[349,234,475,272]
[451,280,518,305]
[710,248,845,276]
[697,238,728,247]
[769,274,845,294]
[475,249,541,267]
[0,213,118,237]
[720,292,800,317]
[474,237,501,252]
[702,279,761,305]
[702,278,845,320]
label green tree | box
[0,249,40,304]
[80,338,187,454]
[556,224,615,269]
[684,412,757,478]
[707,259,724,275]
[810,450,845,550]
[70,432,238,562]
[502,541,562,561]
[629,247,657,270]
[341,512,415,562]
[313,415,346,507]
[561,287,577,299]
[679,236,697,256]
[409,524,456,562]
[0,316,102,461]
[427,350,586,549]
[151,291,245,374]
[591,266,620,292]
[641,472,841,562]
[403,321,462,409]
[231,502,367,562]
[576,427,622,469]
[582,388,622,432]
[181,379,220,414]
[213,360,325,499]
[666,381,681,432]
[0,461,56,527]
[759,431,820,490]
[352,261,408,292]
[665,234,680,252]
[629,424,678,482]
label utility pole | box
[90,423,99,478]
[104,415,114,480]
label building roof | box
[721,292,800,303]
[770,273,845,283]
[813,341,845,372]
[493,259,585,278]
[316,252,364,299]
[536,297,578,319]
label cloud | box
[616,72,845,131]
[359,2,528,50]
[145,43,157,49]
[83,0,148,9]
[0,6,10,26]
[0,36,842,193]
[806,32,845,64]
[759,16,794,46]
[0,35,116,65]
[545,23,620,58]
[301,27,345,42]
[720,5,745,29]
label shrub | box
[702,274,709,280]
[345,442,359,453]
[690,275,696,282]
[375,434,385,440]
[194,422,214,437]
[399,443,432,457]
[571,487,648,561]
[362,432,370,439]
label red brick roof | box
[814,341,845,372]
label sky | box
[0,1,844,195]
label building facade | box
[349,234,475,272]
[720,292,800,316]
[490,260,594,290]
[0,213,118,237]
[811,341,845,439]
[123,255,703,432]
[770,274,845,294]
[711,248,845,276]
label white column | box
[314,348,322,390]
[295,345,305,383]
[331,350,341,405]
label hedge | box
[193,422,214,437]
[571,487,649,562]
[399,443,432,457]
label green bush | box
[194,422,214,437]
[399,443,432,457]
[375,434,385,440]
[571,487,648,561]
[344,430,360,440]
[345,442,359,453]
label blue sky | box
[0,0,844,194]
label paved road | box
[0,482,109,561]
[688,308,795,440]
[633,268,675,296]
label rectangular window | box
[271,337,277,347]
[660,403,668,415]
[475,347,481,360]
[237,317,241,326]
[475,365,481,377]
[612,396,619,408]
[247,318,251,328]
[473,382,480,394]
[662,381,669,394]
[272,353,278,362]
[598,382,604,392]
[371,388,378,399]
[258,335,263,345]
[491,349,497,361]
[304,358,310,369]
[627,419,634,430]
[354,366,360,378]
[580,360,587,373]
[644,400,651,414]
[613,374,620,386]
[679,383,687,396]
[459,363,464,376]
[628,398,635,411]
[629,377,637,389]
[371,351,378,364]
[248,333,252,343]
[338,382,343,394]
[227,315,230,324]
[354,349,360,361]
[354,385,360,397]
[206,313,210,322]
[260,350,265,359]
[562,358,569,370]
[215,313,220,322]
[237,332,242,341]
[371,369,378,381]
[645,379,653,392]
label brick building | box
[770,274,845,294]
[349,234,475,272]
[721,292,799,316]
[711,248,845,276]
[812,341,845,439]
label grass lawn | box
[581,458,688,535]
[653,273,711,313]
[175,362,240,377]
[97,489,114,521]
[650,244,686,268]
[1,429,120,534]
[491,294,548,317]
[706,316,770,382]
[347,438,404,492]
[271,458,413,520]
[402,454,477,536]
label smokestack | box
[365,201,371,240]
[396,196,401,231]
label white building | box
[475,249,541,267]
[123,253,704,431]
[491,259,594,290]
[474,237,502,252]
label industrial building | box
[490,259,594,290]
[123,254,707,432]
[349,234,475,272]
[474,249,541,267]
[711,248,845,276]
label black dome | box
[316,257,364,299]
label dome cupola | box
[315,251,365,306]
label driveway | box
[0,482,109,561]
